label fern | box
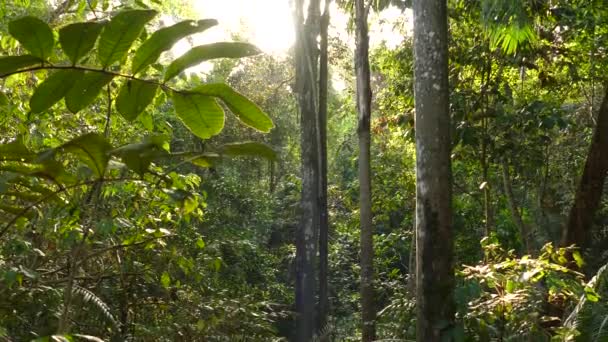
[71,285,120,329]
[563,263,608,341]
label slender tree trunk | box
[501,159,531,254]
[317,0,331,334]
[413,0,455,341]
[355,1,375,340]
[294,0,321,340]
[562,83,608,250]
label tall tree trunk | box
[294,0,321,340]
[501,159,531,254]
[355,1,376,340]
[412,0,455,341]
[317,0,331,334]
[562,83,608,250]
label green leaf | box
[160,271,171,288]
[0,204,36,219]
[30,70,82,113]
[188,152,220,168]
[59,133,112,178]
[8,17,54,60]
[220,142,276,161]
[193,83,273,132]
[131,19,218,75]
[164,42,261,81]
[572,250,585,269]
[110,136,168,176]
[59,22,104,64]
[65,72,114,113]
[116,80,158,121]
[196,237,205,249]
[0,55,42,77]
[0,138,35,162]
[0,92,8,107]
[172,91,224,139]
[97,9,157,68]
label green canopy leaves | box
[131,19,218,75]
[59,22,105,65]
[220,142,277,161]
[58,133,112,178]
[8,17,54,60]
[164,42,261,81]
[97,9,157,68]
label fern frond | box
[72,285,120,329]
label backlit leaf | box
[97,9,157,68]
[172,91,224,139]
[30,70,82,113]
[8,17,54,60]
[59,133,112,178]
[220,142,276,161]
[193,83,273,132]
[59,22,104,64]
[116,79,158,121]
[164,42,260,81]
[0,55,42,77]
[131,19,217,75]
[65,72,114,113]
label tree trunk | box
[317,0,330,335]
[354,1,376,340]
[294,0,321,340]
[562,83,608,250]
[413,0,455,341]
[501,158,531,254]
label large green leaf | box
[111,136,169,175]
[172,91,224,139]
[30,70,82,113]
[59,133,112,177]
[131,19,218,75]
[116,80,158,121]
[97,9,157,68]
[59,22,105,64]
[193,83,273,132]
[163,42,260,81]
[220,142,277,161]
[8,17,54,60]
[65,72,114,113]
[0,55,42,77]
[0,139,35,162]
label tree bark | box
[413,0,455,341]
[317,0,331,335]
[562,83,608,250]
[354,1,376,340]
[294,0,321,340]
[501,159,532,254]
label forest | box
[1,0,608,341]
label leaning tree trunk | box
[562,83,608,250]
[294,0,321,340]
[413,0,455,341]
[317,0,331,334]
[501,158,532,254]
[354,1,376,340]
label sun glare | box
[192,0,295,56]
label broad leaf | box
[220,142,276,161]
[116,80,158,121]
[131,19,218,75]
[30,70,82,113]
[164,42,260,81]
[59,22,104,64]
[8,17,54,60]
[0,55,42,77]
[59,133,112,178]
[0,204,36,219]
[97,9,157,68]
[111,136,169,175]
[0,139,35,162]
[65,72,114,113]
[193,83,273,132]
[172,91,224,139]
